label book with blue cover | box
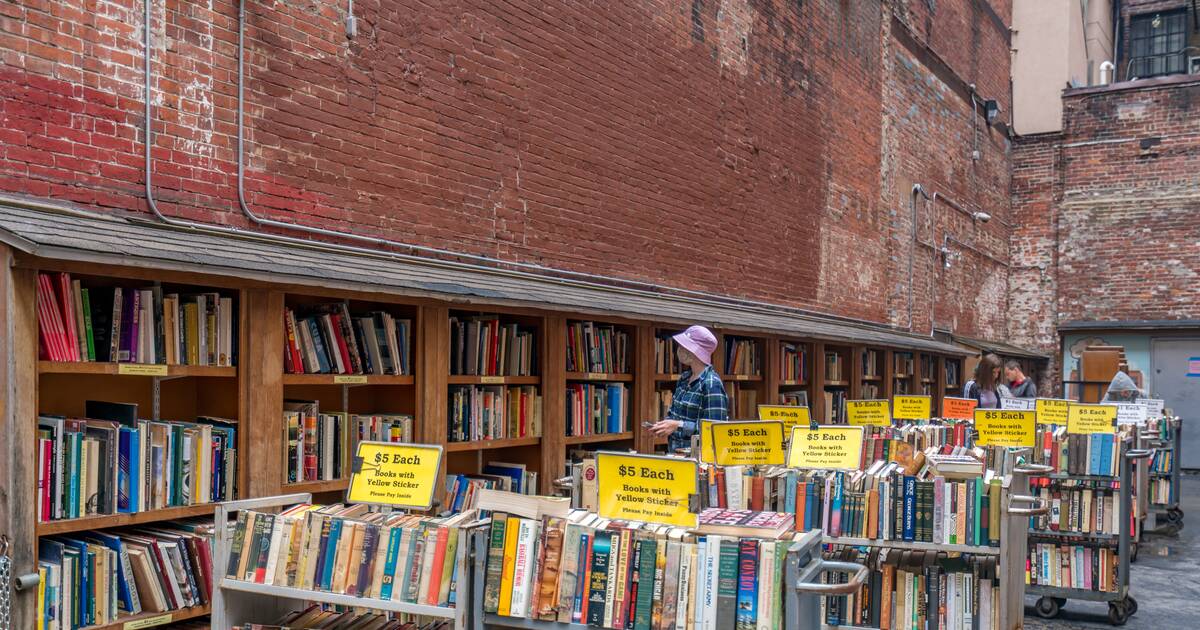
[735,539,759,630]
[902,476,917,541]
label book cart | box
[1141,416,1184,536]
[211,493,472,630]
[1026,439,1152,625]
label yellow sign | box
[480,375,505,384]
[786,425,864,470]
[734,374,752,381]
[847,400,891,426]
[974,410,1037,447]
[1067,404,1117,435]
[118,363,169,376]
[709,421,785,466]
[346,441,442,509]
[124,614,174,629]
[698,419,716,463]
[942,397,977,420]
[596,451,698,528]
[334,374,368,384]
[585,372,609,380]
[1036,398,1070,425]
[893,395,932,420]
[757,405,812,432]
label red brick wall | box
[0,0,1012,336]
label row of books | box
[655,390,673,422]
[1149,478,1173,505]
[37,407,236,522]
[1032,427,1122,477]
[862,349,880,378]
[449,315,535,376]
[1029,484,1121,536]
[447,385,543,443]
[822,547,1001,630]
[894,353,914,377]
[37,272,236,366]
[483,509,795,630]
[824,351,844,382]
[780,342,806,382]
[37,520,214,629]
[723,337,761,377]
[920,354,937,382]
[225,504,473,606]
[566,383,628,437]
[444,464,540,515]
[1150,448,1173,474]
[283,403,415,484]
[823,389,847,423]
[1026,543,1118,592]
[945,361,960,389]
[283,305,411,375]
[567,321,629,374]
[238,606,452,629]
[725,383,758,420]
[654,334,683,375]
[862,383,881,399]
[779,390,806,407]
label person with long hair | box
[963,353,1011,409]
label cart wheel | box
[1162,523,1181,537]
[1108,601,1130,626]
[1124,596,1138,616]
[1035,597,1060,619]
[1168,507,1184,523]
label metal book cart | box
[1142,416,1184,536]
[472,528,866,630]
[210,493,472,630]
[1026,442,1152,626]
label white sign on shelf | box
[1105,401,1148,425]
[1140,398,1166,417]
[999,397,1036,411]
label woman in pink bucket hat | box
[649,325,730,453]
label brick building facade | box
[0,0,1014,341]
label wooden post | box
[765,336,781,407]
[243,289,284,498]
[850,344,864,400]
[812,341,826,423]
[420,305,449,479]
[0,246,37,627]
[634,323,655,453]
[541,315,566,494]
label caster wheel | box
[1125,596,1138,616]
[1108,601,1130,626]
[1035,596,1060,619]
[1167,507,1184,523]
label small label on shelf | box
[597,452,698,527]
[347,441,443,509]
[974,410,1037,447]
[786,425,864,470]
[334,374,369,384]
[1108,401,1148,425]
[117,363,169,376]
[1067,403,1117,435]
[847,399,891,426]
[999,397,1036,411]
[892,395,932,420]
[124,613,174,629]
[1036,398,1070,425]
[480,375,505,384]
[757,404,811,432]
[734,374,751,381]
[586,372,608,380]
[709,420,785,466]
[941,397,977,420]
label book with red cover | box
[749,476,765,511]
[36,273,65,361]
[698,508,794,538]
[425,525,449,604]
[55,272,80,361]
[328,313,354,374]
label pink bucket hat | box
[673,325,718,365]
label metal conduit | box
[133,0,942,340]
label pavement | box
[1023,472,1200,629]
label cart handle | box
[794,560,871,595]
[552,476,574,490]
[1013,463,1054,475]
[1007,494,1050,516]
[1126,449,1154,461]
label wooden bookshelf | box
[447,374,540,385]
[38,361,237,378]
[443,435,542,452]
[816,343,852,423]
[565,430,635,446]
[282,373,415,385]
[82,604,211,630]
[281,478,349,494]
[35,503,218,536]
[565,371,634,381]
[858,346,885,401]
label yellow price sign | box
[346,441,443,509]
[847,400,891,426]
[757,405,811,432]
[973,410,1037,447]
[1036,398,1070,425]
[597,451,698,528]
[892,395,932,420]
[334,374,369,384]
[709,421,785,466]
[118,363,169,376]
[1067,404,1117,435]
[785,425,864,470]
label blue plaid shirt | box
[666,365,730,453]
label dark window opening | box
[1128,10,1189,79]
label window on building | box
[1128,11,1189,79]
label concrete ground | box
[1023,472,1200,629]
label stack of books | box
[1031,427,1121,477]
[225,504,474,606]
[37,272,236,366]
[825,352,844,382]
[1027,543,1118,592]
[37,519,214,628]
[444,463,540,514]
[1029,482,1120,536]
[821,546,1001,628]
[654,334,682,375]
[353,413,415,445]
[283,305,411,375]
[780,342,806,382]
[893,353,914,377]
[448,385,542,443]
[723,337,761,377]
[283,402,348,484]
[779,391,806,407]
[566,322,628,373]
[449,315,535,376]
[37,407,236,522]
[861,350,879,379]
[482,509,794,629]
[566,383,628,436]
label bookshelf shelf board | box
[1035,473,1120,483]
[565,371,633,382]
[654,374,683,382]
[82,604,211,630]
[921,378,935,384]
[36,503,217,536]
[1029,529,1118,541]
[821,536,1000,556]
[283,478,349,494]
[1025,584,1127,603]
[861,375,882,382]
[1151,472,1172,478]
[893,373,911,379]
[447,375,540,385]
[281,373,415,386]
[823,380,849,387]
[564,431,635,445]
[721,374,762,382]
[219,579,457,618]
[780,379,808,387]
[444,436,541,452]
[484,613,588,629]
[37,361,236,378]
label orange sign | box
[942,397,977,420]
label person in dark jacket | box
[1004,360,1037,398]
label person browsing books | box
[1004,359,1037,398]
[649,325,729,453]
[962,353,1011,409]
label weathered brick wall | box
[0,0,1012,336]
